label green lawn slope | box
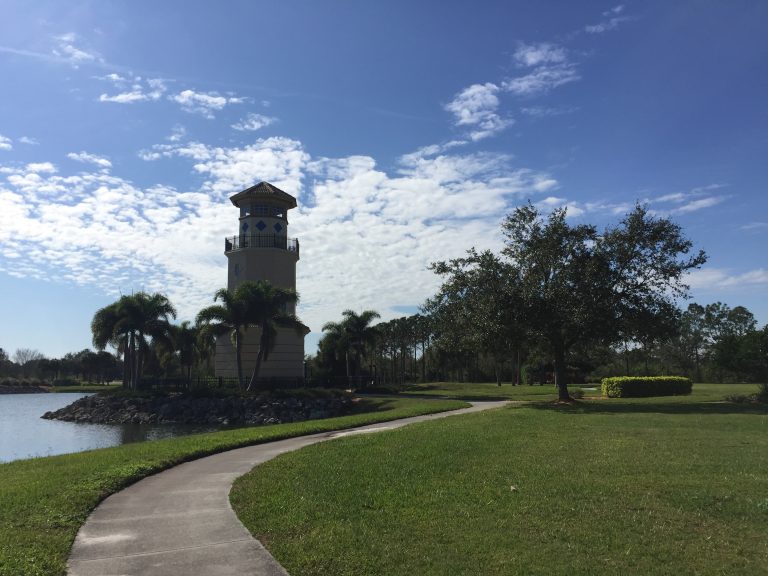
[0,396,467,576]
[232,386,768,575]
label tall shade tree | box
[91,292,177,390]
[428,249,526,386]
[321,309,381,386]
[501,203,706,400]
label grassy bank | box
[48,383,122,393]
[0,396,467,576]
[402,381,759,402]
[232,388,768,575]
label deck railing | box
[224,234,299,254]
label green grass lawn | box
[402,381,760,402]
[231,389,768,575]
[0,396,467,576]
[47,383,123,393]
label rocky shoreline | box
[0,385,48,394]
[42,391,354,426]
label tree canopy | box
[91,292,177,390]
[431,203,707,399]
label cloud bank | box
[0,138,556,332]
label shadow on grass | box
[401,385,519,402]
[527,399,768,416]
[405,385,442,392]
[350,398,402,413]
[404,393,512,401]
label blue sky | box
[1,1,766,359]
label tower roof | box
[229,181,297,209]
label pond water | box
[0,393,222,463]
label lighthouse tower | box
[215,181,307,382]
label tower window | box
[246,203,286,219]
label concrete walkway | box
[67,401,507,576]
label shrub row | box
[0,377,48,387]
[601,376,692,398]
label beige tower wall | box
[214,327,305,381]
[226,249,299,314]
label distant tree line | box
[0,346,120,384]
[309,204,767,396]
[3,279,306,391]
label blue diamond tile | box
[256,221,266,231]
[241,222,249,232]
[274,222,283,232]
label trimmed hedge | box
[601,376,692,398]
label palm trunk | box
[135,332,144,391]
[235,331,243,389]
[122,344,130,388]
[247,346,265,392]
[132,333,139,391]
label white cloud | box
[445,83,513,140]
[137,150,162,161]
[67,152,112,169]
[51,33,102,67]
[0,138,555,334]
[170,89,244,118]
[672,196,724,214]
[687,268,768,291]
[514,43,567,67]
[741,222,768,231]
[0,135,11,151]
[99,90,147,103]
[651,185,727,215]
[26,162,57,173]
[503,64,580,96]
[99,77,167,104]
[167,125,187,142]
[585,5,630,34]
[232,113,278,131]
[655,192,687,203]
[18,136,39,145]
[534,196,584,218]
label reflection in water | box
[0,393,224,463]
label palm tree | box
[172,321,199,381]
[196,281,305,390]
[91,301,126,385]
[196,286,254,388]
[195,321,217,377]
[239,281,305,391]
[91,292,177,390]
[322,309,380,388]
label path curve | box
[68,400,508,576]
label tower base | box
[214,327,305,383]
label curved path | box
[67,401,508,576]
